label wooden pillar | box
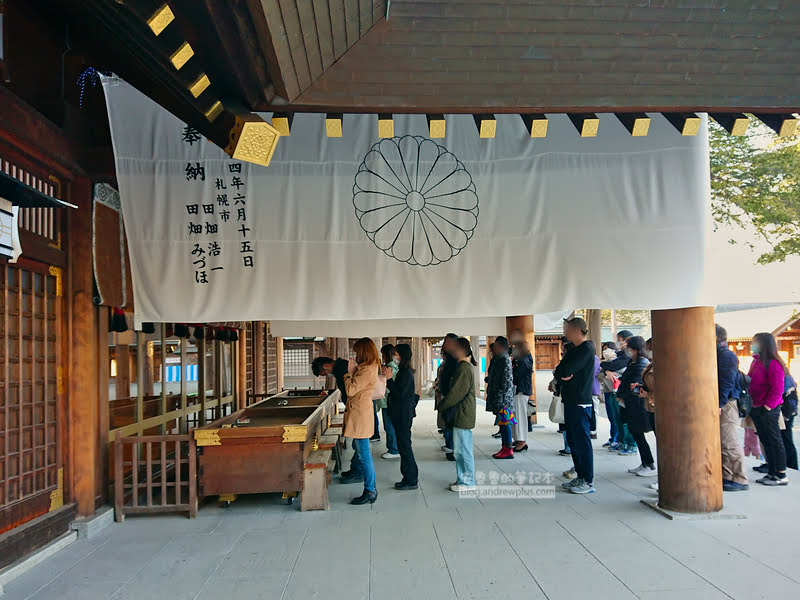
[143,339,155,396]
[586,309,603,357]
[468,336,481,396]
[652,307,722,513]
[115,344,131,400]
[276,337,285,391]
[387,336,397,346]
[507,316,537,424]
[238,327,247,409]
[610,310,618,341]
[68,177,100,516]
[254,323,265,394]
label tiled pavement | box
[3,390,800,600]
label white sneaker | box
[628,464,646,474]
[637,466,658,477]
[649,481,659,490]
[450,483,476,492]
[381,452,400,459]
[562,468,577,480]
[441,445,453,452]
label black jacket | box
[332,358,349,402]
[617,357,652,434]
[717,344,740,409]
[553,341,596,405]
[387,366,417,423]
[513,353,534,397]
[439,355,459,396]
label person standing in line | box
[748,332,789,486]
[618,336,657,478]
[438,337,478,491]
[378,344,400,460]
[486,336,517,459]
[600,331,638,455]
[436,333,460,460]
[556,318,597,494]
[384,343,419,490]
[600,343,620,449]
[590,352,601,440]
[716,325,749,492]
[512,340,533,452]
[342,338,381,505]
[781,373,798,471]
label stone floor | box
[4,390,800,600]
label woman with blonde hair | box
[341,338,381,504]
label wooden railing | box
[113,432,197,521]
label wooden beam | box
[710,113,750,136]
[615,113,651,136]
[663,112,701,136]
[520,114,548,137]
[567,113,599,137]
[754,113,799,137]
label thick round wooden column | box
[506,316,537,424]
[652,307,722,513]
[585,309,603,357]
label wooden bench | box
[300,426,342,510]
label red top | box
[748,356,785,410]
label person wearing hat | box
[555,317,597,494]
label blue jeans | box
[452,427,475,486]
[443,428,454,451]
[564,403,593,484]
[604,392,619,443]
[382,407,398,454]
[499,423,513,446]
[351,438,376,492]
[562,430,570,452]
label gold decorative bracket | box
[48,266,63,296]
[282,425,307,443]
[49,468,64,511]
[194,429,221,446]
[225,114,280,167]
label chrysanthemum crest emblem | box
[353,136,479,266]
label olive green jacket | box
[437,361,476,429]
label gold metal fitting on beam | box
[616,113,651,137]
[204,100,224,122]
[326,113,343,137]
[147,4,175,36]
[710,113,750,136]
[473,114,496,138]
[378,114,394,138]
[427,114,446,138]
[189,74,211,98]
[520,114,548,138]
[170,41,194,70]
[272,113,292,136]
[194,429,221,446]
[663,112,701,136]
[755,113,799,137]
[568,113,599,137]
[283,425,307,443]
[225,114,280,167]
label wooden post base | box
[652,307,723,514]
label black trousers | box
[631,431,654,467]
[782,415,798,470]
[393,414,418,485]
[751,406,787,476]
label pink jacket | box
[748,357,785,410]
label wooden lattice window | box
[0,264,61,518]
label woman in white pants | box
[511,341,534,452]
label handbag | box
[371,372,387,401]
[735,371,753,419]
[548,394,565,424]
[442,396,466,428]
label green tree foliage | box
[710,119,800,264]
[600,309,650,327]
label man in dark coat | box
[716,325,749,492]
[554,318,597,494]
[312,356,350,402]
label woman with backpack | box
[486,336,516,459]
[748,332,789,486]
[438,337,478,491]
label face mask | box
[751,343,760,355]
[602,348,617,361]
[624,349,634,358]
[644,350,653,360]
